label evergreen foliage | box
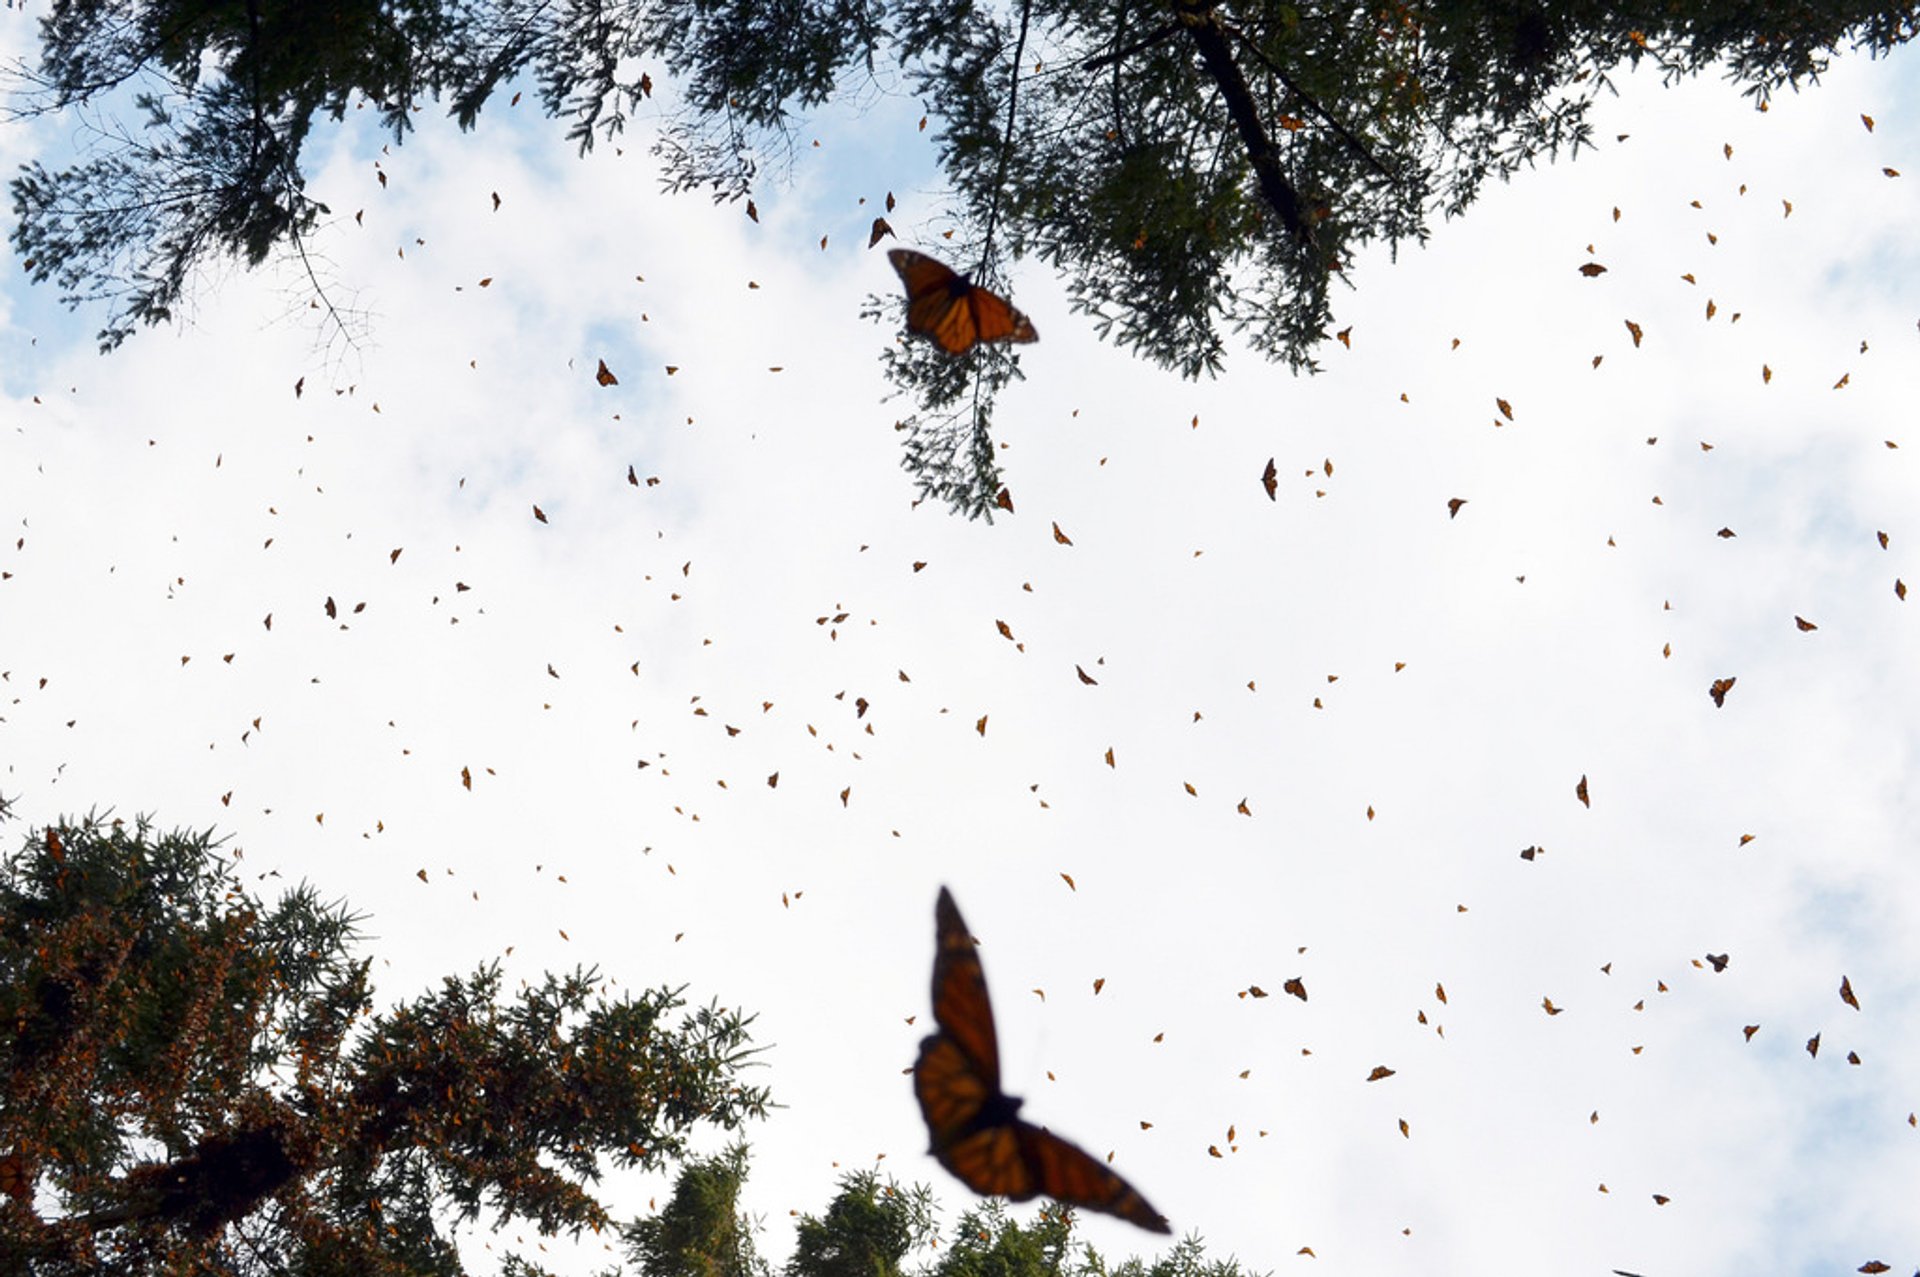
[624,1145,767,1277]
[8,1,1916,514]
[0,802,1272,1274]
[0,808,770,1275]
[786,1170,933,1277]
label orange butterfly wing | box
[0,1151,30,1206]
[1015,1122,1169,1235]
[890,250,1038,355]
[913,887,1170,1234]
[965,288,1038,347]
[913,1033,998,1150]
[937,1119,1037,1202]
[926,887,1000,1083]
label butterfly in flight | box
[914,887,1170,1233]
[890,250,1039,355]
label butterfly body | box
[918,1054,1024,1155]
[890,250,1038,355]
[913,888,1169,1234]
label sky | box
[3,10,1920,1277]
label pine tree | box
[9,1,1917,513]
[785,1170,933,1277]
[625,1145,769,1277]
[0,808,770,1275]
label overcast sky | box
[3,14,1919,1277]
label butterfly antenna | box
[978,0,1034,276]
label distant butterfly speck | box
[914,887,1170,1233]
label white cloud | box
[3,35,1918,1277]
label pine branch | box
[1173,0,1311,246]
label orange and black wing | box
[1016,1121,1171,1234]
[890,249,1037,355]
[915,888,1028,1196]
[963,285,1037,348]
[0,1150,31,1206]
[912,888,1170,1235]
[927,886,1000,1086]
[913,1032,996,1154]
[930,1106,1037,1201]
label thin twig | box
[978,0,1034,274]
[1083,20,1180,72]
[287,224,363,358]
[1223,21,1396,181]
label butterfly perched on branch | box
[890,250,1038,355]
[913,887,1170,1234]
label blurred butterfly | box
[914,887,1170,1234]
[890,250,1038,355]
[0,1151,29,1205]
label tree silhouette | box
[624,1145,770,1277]
[0,806,770,1276]
[786,1170,933,1277]
[0,801,1276,1274]
[632,1157,1242,1277]
[9,1,1917,513]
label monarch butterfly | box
[890,250,1038,355]
[914,887,1170,1234]
[0,1151,29,1206]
